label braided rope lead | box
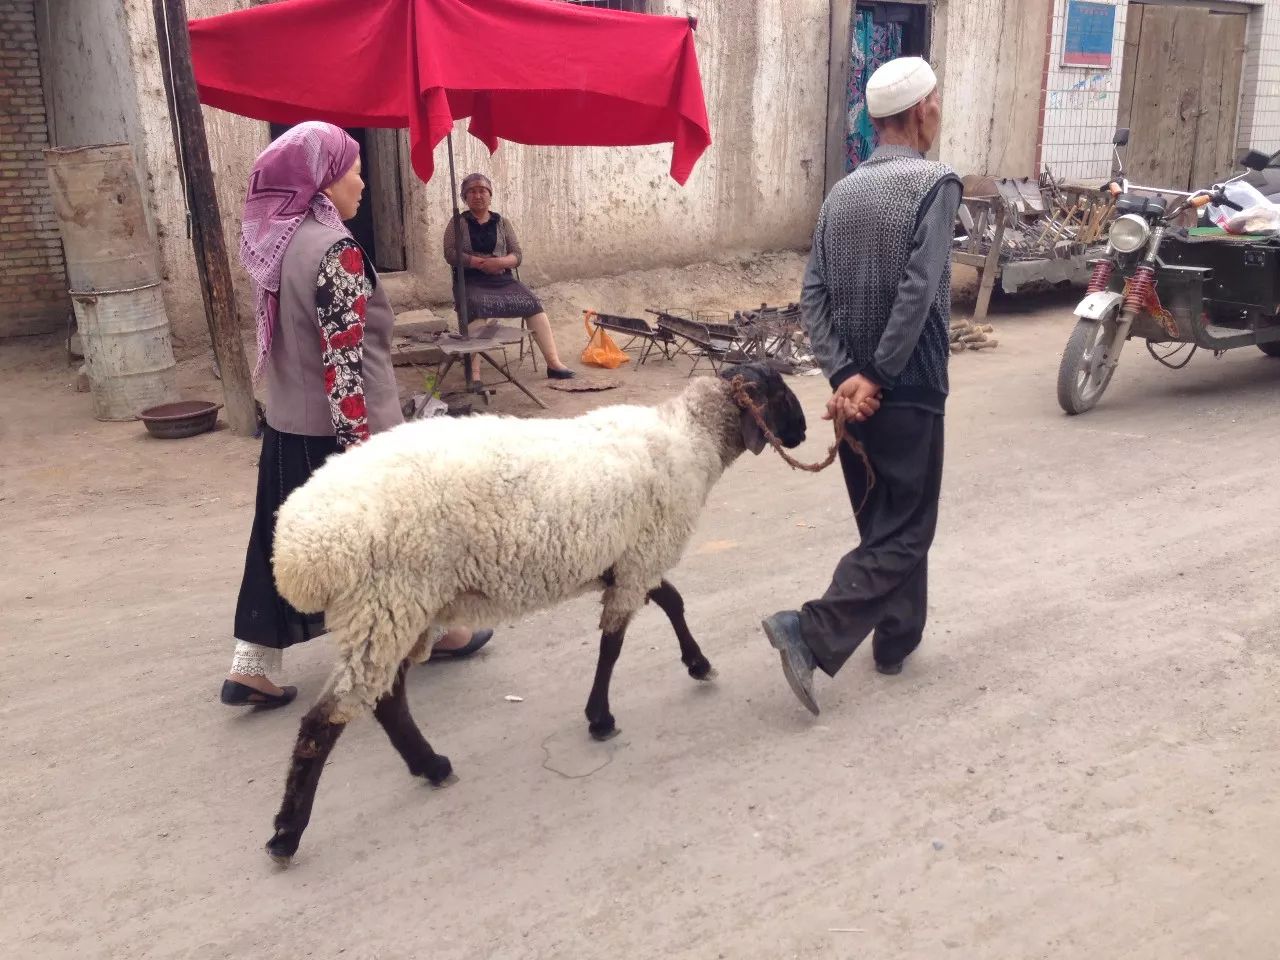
[728,376,875,513]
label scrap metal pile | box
[952,168,1119,325]
[730,302,817,372]
[956,170,1115,264]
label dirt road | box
[4,295,1280,959]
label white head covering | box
[866,57,937,119]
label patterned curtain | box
[846,10,903,172]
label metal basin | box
[138,400,222,439]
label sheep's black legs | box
[373,659,453,785]
[266,700,345,864]
[585,619,630,741]
[648,579,715,681]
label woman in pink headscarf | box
[221,122,492,709]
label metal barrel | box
[45,143,179,421]
[70,281,179,421]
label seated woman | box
[443,173,575,379]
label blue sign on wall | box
[1063,0,1116,69]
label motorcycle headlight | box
[1109,213,1151,254]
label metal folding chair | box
[589,311,676,365]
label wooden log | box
[153,0,257,437]
[969,339,999,350]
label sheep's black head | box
[721,361,807,455]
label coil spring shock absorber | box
[1124,265,1157,312]
[1086,259,1114,294]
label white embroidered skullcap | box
[866,57,937,119]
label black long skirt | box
[232,424,341,649]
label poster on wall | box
[1062,0,1116,69]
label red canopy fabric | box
[188,0,711,185]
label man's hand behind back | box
[825,373,882,425]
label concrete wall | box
[823,0,1052,184]
[116,0,830,349]
[936,0,1054,178]
[0,0,68,338]
[120,0,265,353]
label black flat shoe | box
[875,660,904,676]
[546,367,576,380]
[428,628,494,661]
[220,679,298,709]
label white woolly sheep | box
[264,361,808,863]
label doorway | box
[845,1,931,171]
[1115,3,1248,190]
[267,124,406,273]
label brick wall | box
[0,0,67,337]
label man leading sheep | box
[762,57,962,714]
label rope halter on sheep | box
[728,375,875,513]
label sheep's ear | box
[739,407,767,455]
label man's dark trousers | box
[798,405,944,674]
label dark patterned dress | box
[461,212,543,319]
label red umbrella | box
[188,0,711,185]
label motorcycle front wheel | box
[1057,316,1120,415]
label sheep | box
[264,360,808,863]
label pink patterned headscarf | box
[240,121,359,379]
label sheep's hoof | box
[422,753,454,787]
[688,660,717,682]
[265,831,298,866]
[589,719,619,741]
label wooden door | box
[366,129,406,272]
[1116,3,1247,190]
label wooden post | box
[824,0,854,196]
[972,204,1006,326]
[152,0,258,437]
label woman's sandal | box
[428,628,494,662]
[220,679,298,709]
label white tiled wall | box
[1039,0,1280,183]
[1237,1,1280,153]
[1040,0,1129,182]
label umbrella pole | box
[446,133,474,394]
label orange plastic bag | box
[580,310,631,369]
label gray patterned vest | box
[264,216,403,437]
[817,152,958,403]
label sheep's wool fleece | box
[272,378,739,713]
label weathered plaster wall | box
[120,0,264,351]
[36,0,141,151]
[121,0,830,346]
[935,0,1054,178]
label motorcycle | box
[1056,129,1280,414]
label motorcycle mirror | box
[1113,128,1130,147]
[1239,149,1270,171]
